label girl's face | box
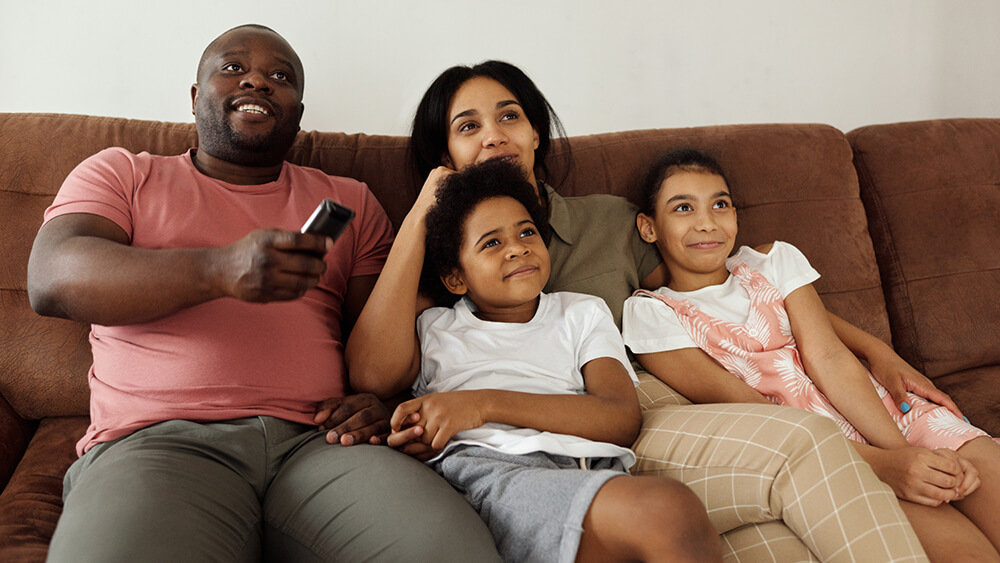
[444,77,541,191]
[636,171,737,292]
[443,196,551,323]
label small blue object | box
[900,402,911,414]
[964,416,971,424]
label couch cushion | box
[551,124,892,342]
[848,119,1000,381]
[0,416,88,562]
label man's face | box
[191,27,305,166]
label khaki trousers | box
[633,371,928,562]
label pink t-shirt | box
[44,148,393,455]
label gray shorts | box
[431,445,626,563]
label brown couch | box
[1,112,997,560]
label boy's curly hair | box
[421,159,551,307]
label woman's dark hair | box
[409,60,571,187]
[640,149,731,216]
[422,158,551,307]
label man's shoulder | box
[282,162,367,189]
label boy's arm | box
[390,357,642,451]
[785,284,908,449]
[636,348,772,405]
[827,312,963,418]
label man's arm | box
[27,213,329,326]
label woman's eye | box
[713,200,729,209]
[458,122,479,133]
[674,203,693,212]
[500,111,519,122]
[482,239,500,249]
[520,228,536,238]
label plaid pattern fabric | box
[632,371,927,562]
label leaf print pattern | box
[632,253,993,451]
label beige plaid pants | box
[632,371,928,562]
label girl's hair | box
[408,60,571,186]
[640,149,731,215]
[422,158,551,307]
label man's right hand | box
[216,229,330,303]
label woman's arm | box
[827,312,963,418]
[390,357,642,451]
[636,348,772,405]
[346,168,453,399]
[785,284,908,449]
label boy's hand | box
[313,394,391,446]
[872,446,970,506]
[391,391,487,451]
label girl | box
[384,158,721,562]
[623,148,1000,562]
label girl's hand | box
[934,448,981,499]
[390,391,487,451]
[866,346,964,420]
[870,446,968,506]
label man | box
[28,24,499,562]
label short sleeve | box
[622,294,698,353]
[748,241,820,298]
[43,147,146,239]
[572,297,640,385]
[347,184,394,278]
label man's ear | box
[636,213,658,243]
[191,84,199,116]
[441,270,468,296]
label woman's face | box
[444,77,540,188]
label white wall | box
[2,0,998,137]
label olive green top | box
[542,184,662,329]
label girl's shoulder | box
[732,241,807,268]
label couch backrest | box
[0,113,889,420]
[849,119,1000,379]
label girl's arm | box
[827,312,964,419]
[785,284,908,449]
[346,168,453,399]
[636,348,772,405]
[390,357,642,451]
[850,441,978,506]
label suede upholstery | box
[0,112,997,560]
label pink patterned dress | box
[633,258,991,450]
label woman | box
[347,61,944,561]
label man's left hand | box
[313,394,391,446]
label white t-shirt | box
[415,291,639,467]
[622,241,819,354]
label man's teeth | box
[237,104,268,115]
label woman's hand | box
[409,166,456,220]
[866,346,965,420]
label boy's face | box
[636,171,737,292]
[444,196,550,323]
